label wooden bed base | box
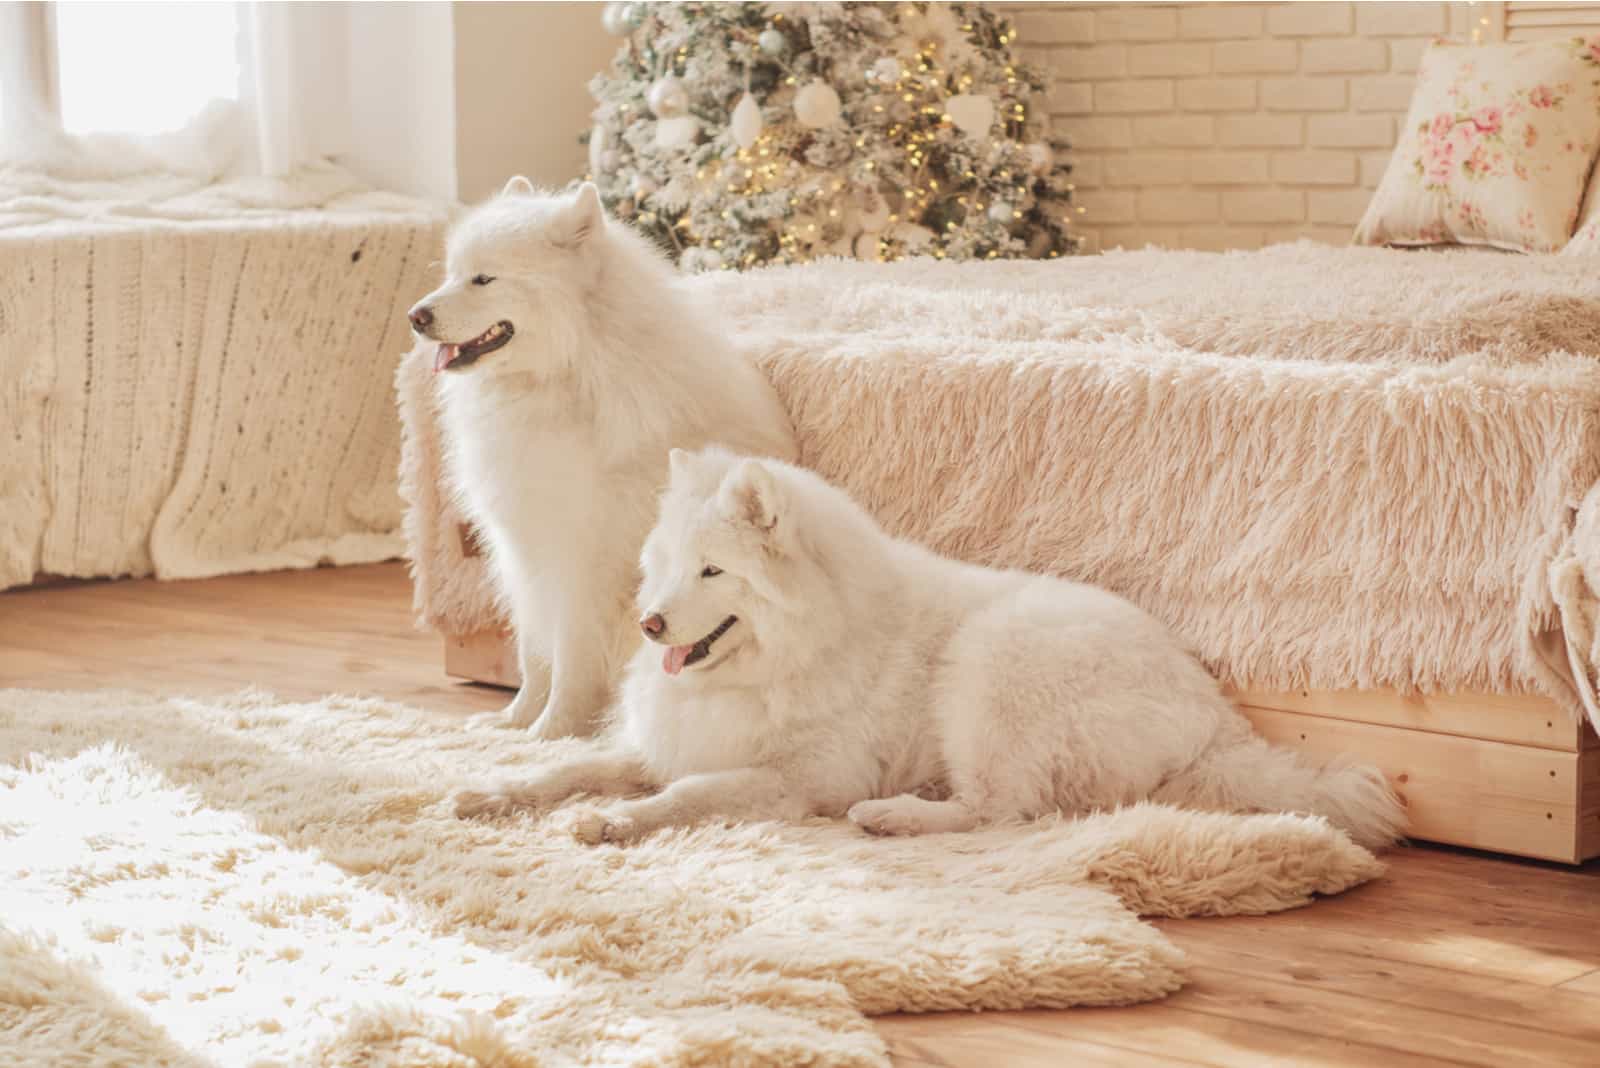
[444,628,1600,864]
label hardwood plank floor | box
[4,562,1598,1067]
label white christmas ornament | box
[852,231,881,260]
[988,200,1015,223]
[869,57,902,84]
[945,93,996,139]
[1026,142,1053,175]
[654,115,699,150]
[793,81,843,129]
[731,92,763,150]
[647,75,690,118]
[758,28,788,54]
[601,2,630,35]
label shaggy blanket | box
[399,243,1600,729]
[0,163,445,590]
[0,688,1380,1067]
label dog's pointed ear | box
[558,181,606,246]
[501,175,534,197]
[719,459,781,533]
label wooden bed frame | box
[443,628,1600,864]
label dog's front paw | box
[465,710,522,733]
[504,693,541,730]
[452,787,518,821]
[527,694,603,741]
[848,799,924,837]
[568,805,639,846]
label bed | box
[398,242,1600,863]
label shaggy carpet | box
[0,689,1383,1067]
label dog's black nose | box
[409,305,434,332]
[640,613,665,638]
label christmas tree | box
[584,2,1080,270]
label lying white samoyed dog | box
[454,447,1406,849]
[408,180,797,739]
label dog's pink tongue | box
[663,644,694,676]
[433,343,459,373]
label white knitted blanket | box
[0,164,446,589]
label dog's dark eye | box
[471,274,495,286]
[701,565,723,578]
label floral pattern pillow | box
[1563,170,1600,254]
[1355,38,1600,253]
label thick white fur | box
[412,181,796,737]
[455,447,1407,849]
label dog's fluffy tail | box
[1152,729,1407,849]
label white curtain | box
[242,2,351,177]
[0,2,60,162]
[1,1,456,199]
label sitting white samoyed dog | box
[455,447,1406,848]
[409,180,797,739]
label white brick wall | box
[1005,2,1476,251]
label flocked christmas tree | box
[584,1,1080,270]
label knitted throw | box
[0,164,445,589]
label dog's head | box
[407,177,608,378]
[637,447,840,683]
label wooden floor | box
[4,563,1599,1067]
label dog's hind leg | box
[452,748,655,820]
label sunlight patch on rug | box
[0,690,1384,1066]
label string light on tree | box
[582,1,1079,268]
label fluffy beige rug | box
[0,689,1383,1066]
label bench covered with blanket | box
[1,163,445,589]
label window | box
[54,2,241,136]
[3,1,241,141]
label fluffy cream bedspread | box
[0,164,444,589]
[0,688,1381,1066]
[399,243,1600,727]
